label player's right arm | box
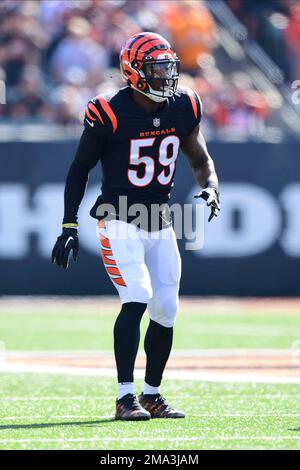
[51,128,101,269]
[52,97,109,269]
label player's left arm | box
[181,124,220,222]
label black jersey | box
[63,86,202,227]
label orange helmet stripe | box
[138,38,164,55]
[147,48,174,60]
[126,33,147,60]
[128,35,162,62]
[132,38,164,63]
[97,96,118,133]
[128,35,151,62]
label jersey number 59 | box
[128,136,180,187]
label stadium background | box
[1,0,300,452]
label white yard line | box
[1,362,300,384]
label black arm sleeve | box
[63,128,102,224]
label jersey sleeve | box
[83,94,118,137]
[63,128,102,225]
[184,87,203,136]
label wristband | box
[62,223,78,229]
[205,181,219,193]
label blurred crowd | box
[0,0,298,132]
[226,0,300,83]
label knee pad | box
[148,292,179,328]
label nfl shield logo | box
[153,118,160,127]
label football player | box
[52,32,220,421]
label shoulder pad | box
[84,94,118,134]
[177,86,202,122]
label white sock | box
[118,382,135,400]
[143,382,160,395]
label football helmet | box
[120,32,180,103]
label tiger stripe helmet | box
[120,32,180,103]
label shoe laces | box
[122,393,141,410]
[153,394,171,411]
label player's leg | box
[145,226,181,383]
[139,227,185,418]
[113,302,146,388]
[96,219,152,420]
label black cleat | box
[138,393,185,419]
[115,393,151,421]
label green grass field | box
[0,297,300,450]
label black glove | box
[51,228,79,269]
[194,187,220,222]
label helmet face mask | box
[141,59,180,101]
[120,32,180,103]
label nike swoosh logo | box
[86,119,94,127]
[65,236,74,248]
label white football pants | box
[96,219,181,327]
